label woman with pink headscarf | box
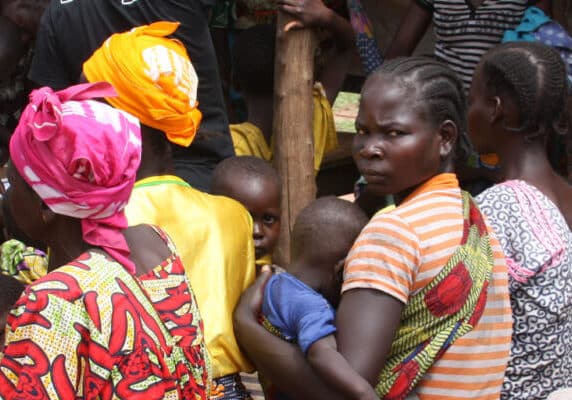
[0,82,211,399]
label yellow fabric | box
[312,82,338,171]
[373,204,396,216]
[0,240,48,284]
[83,21,202,147]
[230,82,338,173]
[230,122,273,162]
[255,254,273,267]
[125,175,256,377]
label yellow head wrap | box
[83,21,202,147]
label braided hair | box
[480,41,569,142]
[369,57,469,161]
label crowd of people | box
[0,0,571,399]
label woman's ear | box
[494,95,522,130]
[490,96,503,124]
[438,120,458,159]
[40,202,56,225]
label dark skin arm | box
[385,0,552,59]
[234,271,344,400]
[385,1,432,60]
[336,289,404,385]
[277,0,355,104]
[234,270,404,397]
[307,335,378,400]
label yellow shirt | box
[230,82,338,173]
[230,122,273,163]
[255,254,272,268]
[125,175,256,378]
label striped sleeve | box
[342,212,421,304]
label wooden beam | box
[273,11,317,264]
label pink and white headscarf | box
[9,82,142,273]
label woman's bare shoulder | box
[123,224,172,276]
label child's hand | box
[278,0,332,31]
[267,263,287,274]
[235,265,273,320]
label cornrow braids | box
[371,57,469,161]
[480,41,569,142]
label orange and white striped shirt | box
[343,173,512,399]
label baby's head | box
[211,156,281,261]
[290,197,368,307]
[0,274,25,353]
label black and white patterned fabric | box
[477,180,572,400]
[416,0,536,92]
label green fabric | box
[134,178,191,189]
[376,192,494,400]
[0,239,48,284]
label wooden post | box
[272,11,318,265]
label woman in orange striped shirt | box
[234,57,512,400]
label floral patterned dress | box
[0,227,211,400]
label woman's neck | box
[136,160,173,181]
[497,141,553,184]
[137,148,173,181]
[137,128,174,180]
[497,138,572,230]
[46,220,92,271]
[47,240,92,271]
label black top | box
[29,0,234,190]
